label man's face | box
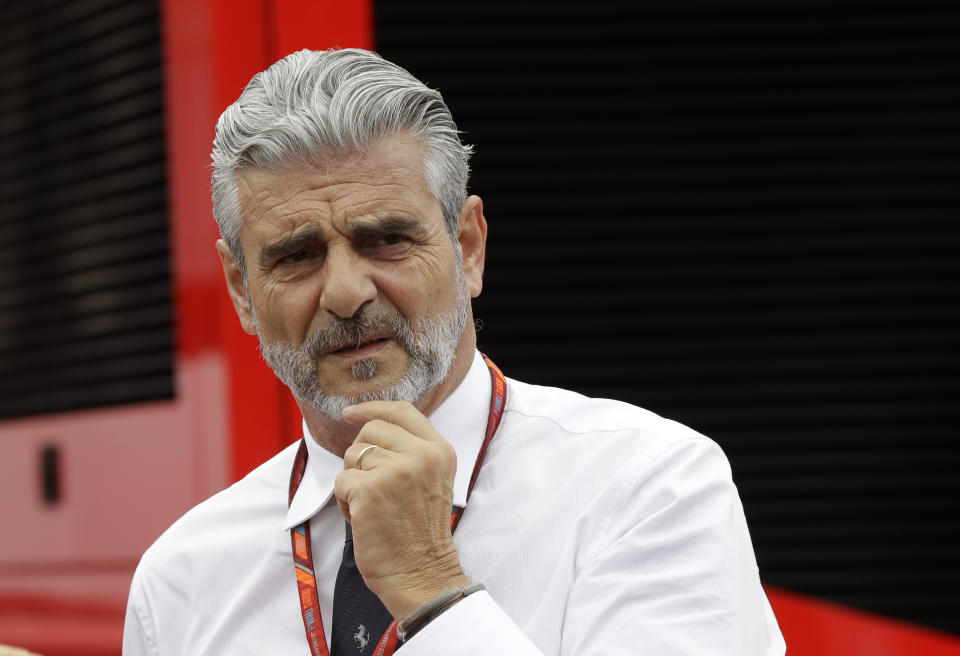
[222,135,477,418]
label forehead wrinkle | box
[261,179,416,227]
[238,169,301,218]
[323,132,429,182]
[333,192,425,224]
[237,135,436,240]
[245,183,340,240]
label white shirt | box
[123,351,785,655]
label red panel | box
[272,0,374,59]
[187,0,279,482]
[0,597,123,656]
[766,586,960,655]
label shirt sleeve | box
[398,436,785,655]
[122,565,159,656]
[560,437,785,655]
[400,591,543,654]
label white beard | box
[256,280,470,420]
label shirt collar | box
[283,350,492,531]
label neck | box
[298,332,477,457]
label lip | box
[327,336,392,359]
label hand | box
[335,401,471,620]
[0,647,43,656]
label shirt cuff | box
[398,590,542,655]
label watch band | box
[397,582,487,641]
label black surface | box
[376,1,960,634]
[40,443,59,504]
[0,0,174,419]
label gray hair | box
[210,48,473,273]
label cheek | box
[375,259,458,315]
[256,279,323,340]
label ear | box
[216,239,258,335]
[457,195,487,298]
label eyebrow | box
[258,216,424,266]
[260,227,323,264]
[350,216,423,241]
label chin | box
[323,369,403,399]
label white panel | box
[0,355,229,592]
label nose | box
[318,247,378,319]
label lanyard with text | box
[289,354,507,656]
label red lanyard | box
[289,354,507,656]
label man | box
[123,48,785,655]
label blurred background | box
[1,0,958,654]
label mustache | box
[300,311,411,357]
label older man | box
[123,49,785,655]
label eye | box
[278,250,313,265]
[359,232,413,256]
[377,233,409,246]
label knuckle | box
[357,419,387,440]
[425,441,454,466]
[333,472,349,496]
[396,401,419,419]
[420,444,448,471]
[440,441,456,461]
[394,461,416,483]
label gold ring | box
[356,444,378,470]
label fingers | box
[347,418,412,454]
[341,401,444,443]
[341,404,446,470]
[344,440,393,471]
[342,416,410,470]
[355,444,379,470]
[334,468,362,524]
